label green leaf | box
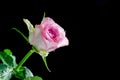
[0,49,17,68]
[14,67,25,79]
[12,28,29,43]
[23,76,43,80]
[0,64,13,80]
[14,66,33,79]
[4,49,12,55]
[24,67,33,78]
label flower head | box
[24,17,69,57]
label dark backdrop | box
[0,0,117,80]
[0,0,82,80]
[96,0,118,79]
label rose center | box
[48,28,58,39]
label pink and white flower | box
[23,17,69,56]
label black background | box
[0,0,117,80]
[0,0,81,80]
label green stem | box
[16,49,35,71]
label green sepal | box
[12,28,29,43]
[42,12,46,19]
[42,56,51,72]
[23,19,35,33]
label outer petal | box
[29,27,47,51]
[40,17,55,29]
[42,37,58,52]
[57,37,69,48]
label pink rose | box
[23,17,69,56]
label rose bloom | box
[24,17,69,56]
